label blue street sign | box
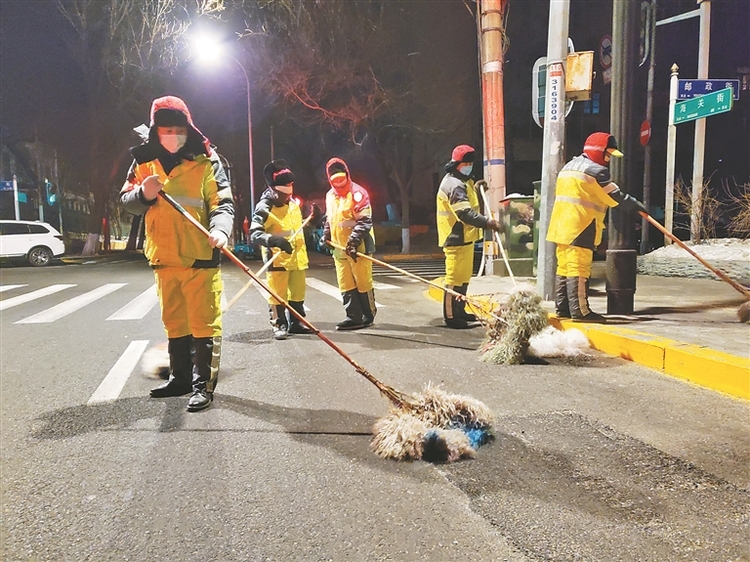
[0,180,14,192]
[678,79,740,100]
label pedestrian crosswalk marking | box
[372,281,400,290]
[15,283,127,324]
[0,284,27,293]
[88,340,149,404]
[0,284,76,312]
[107,286,159,321]
[305,277,385,308]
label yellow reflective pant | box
[443,243,475,286]
[267,269,307,305]
[153,266,222,339]
[333,254,373,293]
[555,244,594,279]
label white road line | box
[0,284,27,293]
[88,340,150,404]
[107,285,159,320]
[372,281,400,290]
[305,277,385,307]
[0,284,76,312]
[220,291,228,311]
[15,283,127,324]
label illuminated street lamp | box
[194,35,256,215]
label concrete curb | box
[426,278,750,401]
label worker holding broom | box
[250,159,313,340]
[322,157,377,331]
[120,95,234,412]
[437,144,503,329]
[546,132,647,323]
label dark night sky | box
[1,0,748,214]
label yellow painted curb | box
[551,318,750,401]
[664,344,750,400]
[427,288,749,400]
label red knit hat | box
[451,145,475,164]
[583,133,622,166]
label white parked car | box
[0,220,66,266]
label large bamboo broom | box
[158,191,494,462]
[326,241,549,364]
[639,211,750,323]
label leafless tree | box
[54,0,225,254]
[723,179,750,239]
[238,0,475,252]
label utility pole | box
[477,0,508,275]
[640,0,657,255]
[537,0,570,300]
[606,0,640,314]
[691,0,711,243]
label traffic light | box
[45,180,57,205]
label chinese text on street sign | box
[678,79,740,101]
[674,87,733,125]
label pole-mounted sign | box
[674,86,733,124]
[678,79,740,100]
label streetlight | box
[194,35,256,216]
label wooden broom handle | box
[639,210,750,298]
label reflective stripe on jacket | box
[546,154,619,247]
[125,154,232,267]
[436,175,483,247]
[260,200,309,271]
[325,182,375,253]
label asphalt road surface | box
[1,254,748,561]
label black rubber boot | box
[187,336,220,412]
[555,275,571,318]
[270,304,289,340]
[150,335,193,398]
[336,290,364,330]
[443,286,468,329]
[358,289,377,327]
[288,301,314,334]
[456,284,477,322]
[567,276,606,323]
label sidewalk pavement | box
[426,261,750,401]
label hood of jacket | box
[325,157,353,194]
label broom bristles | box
[371,384,494,463]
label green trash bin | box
[497,193,536,277]
[532,181,541,276]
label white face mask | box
[458,163,473,176]
[159,133,187,154]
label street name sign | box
[674,87,733,124]
[678,79,740,100]
[0,180,14,192]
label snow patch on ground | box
[637,238,750,284]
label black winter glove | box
[345,238,359,261]
[268,235,293,254]
[485,218,503,232]
[633,199,649,215]
[619,194,648,215]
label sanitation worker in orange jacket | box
[436,144,503,329]
[120,95,234,412]
[322,157,377,330]
[546,132,647,322]
[249,159,313,340]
